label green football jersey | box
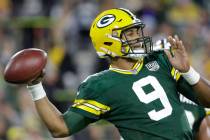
[64,52,200,140]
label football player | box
[25,8,210,140]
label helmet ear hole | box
[104,42,113,46]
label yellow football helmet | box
[90,8,153,60]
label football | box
[3,48,47,84]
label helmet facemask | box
[113,22,153,60]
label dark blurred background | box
[0,0,210,140]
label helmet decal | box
[97,14,115,28]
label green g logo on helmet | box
[97,14,115,28]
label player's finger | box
[168,36,177,49]
[175,38,185,51]
[178,40,186,51]
[174,35,179,41]
[174,35,183,49]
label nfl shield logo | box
[145,61,160,71]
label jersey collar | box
[109,60,144,75]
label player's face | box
[121,27,144,50]
[122,27,140,40]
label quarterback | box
[26,8,210,140]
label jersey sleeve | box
[69,76,111,120]
[63,76,111,134]
[63,110,94,135]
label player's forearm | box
[193,78,210,107]
[181,67,210,107]
[27,83,69,137]
[34,97,69,137]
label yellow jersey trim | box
[72,99,110,116]
[109,60,144,75]
[171,67,181,81]
[205,108,210,116]
[206,111,210,116]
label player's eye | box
[125,28,138,37]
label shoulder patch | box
[145,61,160,71]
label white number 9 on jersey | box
[132,76,172,121]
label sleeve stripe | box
[171,68,181,81]
[205,108,210,115]
[73,104,101,115]
[72,99,111,116]
[206,111,210,116]
[84,103,101,111]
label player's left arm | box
[164,35,210,107]
[190,78,210,107]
